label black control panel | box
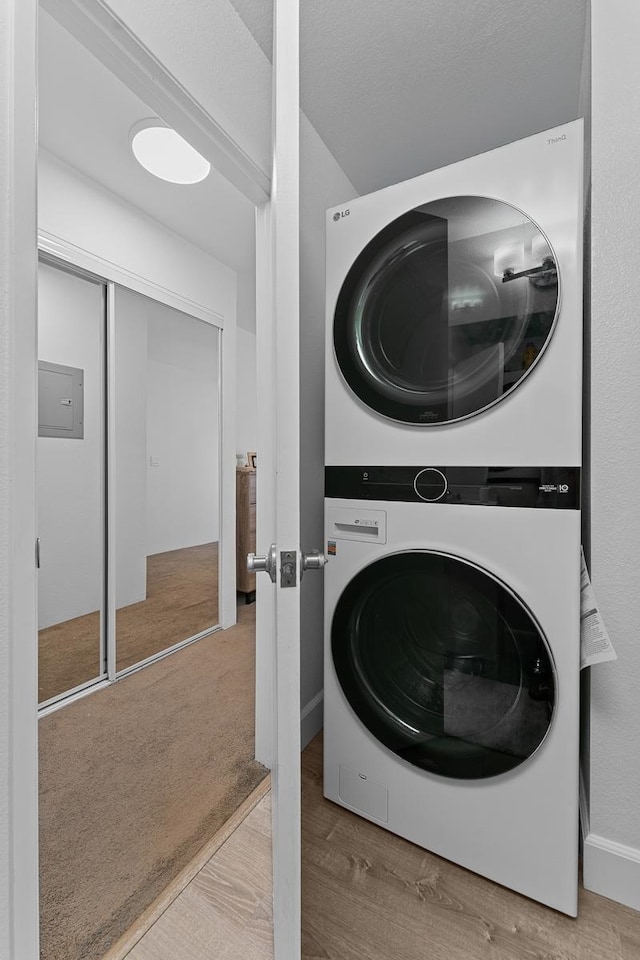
[325,466,580,510]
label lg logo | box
[333,208,350,221]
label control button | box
[414,468,448,502]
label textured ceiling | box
[231,0,588,194]
[39,0,589,276]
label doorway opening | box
[36,7,269,959]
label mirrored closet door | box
[113,287,221,674]
[37,260,221,707]
[37,259,106,705]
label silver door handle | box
[248,545,326,587]
[247,543,277,583]
[36,537,41,569]
[301,549,327,576]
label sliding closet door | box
[37,260,106,705]
[113,286,221,674]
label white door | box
[253,2,306,957]
[2,0,306,956]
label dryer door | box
[331,551,555,779]
[333,196,558,424]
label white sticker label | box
[580,547,618,670]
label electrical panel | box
[38,361,84,439]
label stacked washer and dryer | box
[323,121,583,915]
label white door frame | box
[266,2,302,955]
[254,205,276,767]
[3,1,301,956]
[1,1,39,955]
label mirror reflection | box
[114,288,220,673]
[37,260,106,704]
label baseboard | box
[301,690,323,749]
[583,831,640,912]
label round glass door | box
[333,196,559,424]
[332,552,555,779]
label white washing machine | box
[323,464,581,915]
[325,120,583,466]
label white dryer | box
[325,120,583,466]
[323,464,581,915]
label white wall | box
[39,149,237,326]
[37,269,223,625]
[37,157,232,620]
[578,0,591,817]
[236,326,257,460]
[145,299,220,555]
[37,263,105,628]
[38,148,237,602]
[299,114,357,739]
[584,0,640,912]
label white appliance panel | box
[325,121,583,465]
[323,497,580,914]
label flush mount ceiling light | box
[130,119,211,184]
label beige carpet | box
[39,601,267,960]
[38,542,219,703]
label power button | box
[414,468,448,502]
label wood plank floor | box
[119,734,640,960]
[302,735,640,960]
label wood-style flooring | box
[124,791,274,960]
[38,542,218,703]
[301,735,640,960]
[116,734,640,960]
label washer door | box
[331,552,555,779]
[333,196,558,424]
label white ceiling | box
[232,0,589,194]
[39,0,588,299]
[38,9,257,287]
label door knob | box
[301,549,327,576]
[248,545,327,587]
[247,543,277,583]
